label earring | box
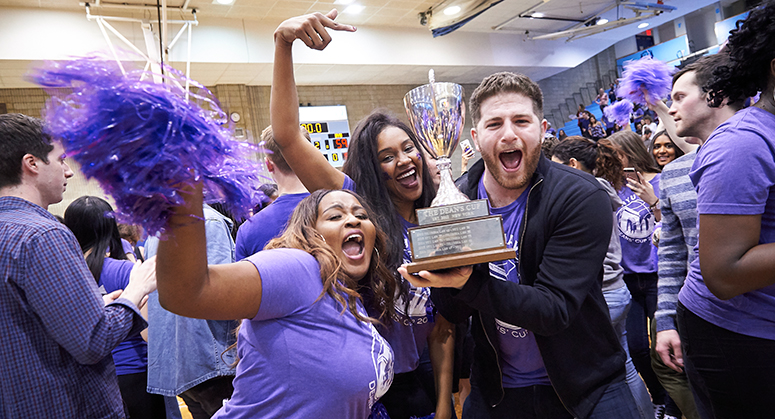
[373,247,380,263]
[317,233,326,243]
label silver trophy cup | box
[404,73,468,206]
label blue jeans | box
[604,286,653,419]
[586,379,641,419]
[677,302,775,419]
[623,272,666,405]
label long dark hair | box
[342,111,435,272]
[648,130,685,169]
[64,196,127,283]
[552,136,625,191]
[265,189,398,323]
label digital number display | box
[334,137,348,149]
[300,122,329,134]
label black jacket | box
[434,155,626,419]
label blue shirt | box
[478,178,550,388]
[99,258,149,375]
[235,192,309,261]
[0,196,147,419]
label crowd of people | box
[1,2,773,419]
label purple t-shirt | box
[235,192,309,261]
[478,177,550,388]
[680,107,775,340]
[98,258,148,375]
[215,248,393,419]
[617,174,660,274]
[343,175,436,374]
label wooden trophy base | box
[403,247,516,274]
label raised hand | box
[274,9,356,50]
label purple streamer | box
[616,58,673,106]
[29,56,268,235]
[604,99,634,127]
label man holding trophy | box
[401,72,640,419]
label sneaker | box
[663,415,679,419]
[654,404,666,419]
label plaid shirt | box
[0,197,147,419]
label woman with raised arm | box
[157,186,395,418]
[271,10,454,419]
[675,1,775,416]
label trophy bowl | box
[404,81,468,206]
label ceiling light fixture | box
[597,18,609,25]
[443,5,462,16]
[215,0,234,5]
[344,4,364,14]
[531,12,544,18]
[334,0,355,5]
[638,22,650,28]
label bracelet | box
[649,198,660,211]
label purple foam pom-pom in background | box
[604,99,634,127]
[29,56,269,235]
[616,58,673,106]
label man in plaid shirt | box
[0,114,156,418]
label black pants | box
[379,368,435,419]
[179,375,235,419]
[117,371,166,419]
[677,302,775,419]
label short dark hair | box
[672,53,746,110]
[0,114,54,189]
[261,125,311,174]
[470,72,544,125]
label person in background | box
[551,137,654,419]
[588,115,606,141]
[648,130,684,170]
[608,130,673,417]
[145,203,238,419]
[557,129,567,141]
[677,2,775,416]
[596,88,610,112]
[0,113,155,418]
[652,53,743,419]
[119,223,144,262]
[65,196,165,419]
[236,126,310,261]
[641,116,658,141]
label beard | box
[480,140,541,191]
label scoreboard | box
[298,105,351,168]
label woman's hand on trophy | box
[398,265,473,290]
[274,9,356,50]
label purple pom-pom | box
[29,56,268,235]
[616,58,673,106]
[604,99,634,127]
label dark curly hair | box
[704,1,775,107]
[552,136,625,191]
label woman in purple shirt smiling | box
[156,186,396,418]
[269,10,455,419]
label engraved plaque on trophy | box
[402,70,516,274]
